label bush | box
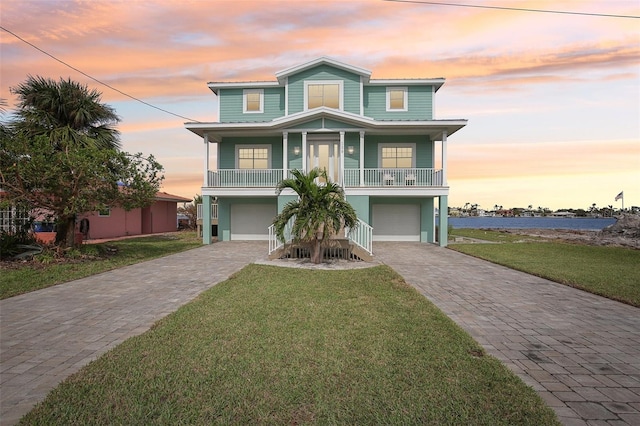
[0,219,37,260]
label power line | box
[384,0,640,19]
[1,26,202,123]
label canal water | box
[448,216,616,231]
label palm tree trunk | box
[310,238,323,264]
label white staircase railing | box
[269,216,373,257]
[268,216,295,255]
[345,218,373,256]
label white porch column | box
[359,131,365,187]
[282,131,288,180]
[339,131,345,186]
[442,131,448,186]
[302,132,308,172]
[203,133,209,187]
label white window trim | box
[304,80,343,111]
[378,143,416,168]
[98,208,111,217]
[386,86,408,112]
[235,144,272,169]
[243,89,264,113]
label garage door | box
[372,204,420,241]
[230,203,277,240]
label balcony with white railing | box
[206,167,443,189]
[343,168,443,187]
[207,169,284,188]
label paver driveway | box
[375,242,640,426]
[2,241,639,425]
[0,241,266,425]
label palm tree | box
[273,168,357,264]
[11,75,120,150]
[9,76,121,245]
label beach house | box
[185,57,466,255]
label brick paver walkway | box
[0,241,266,425]
[376,242,640,426]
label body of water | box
[448,216,616,231]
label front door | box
[308,139,339,183]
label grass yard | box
[450,229,640,307]
[0,231,201,300]
[20,264,558,425]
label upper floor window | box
[386,87,408,111]
[243,89,263,113]
[380,143,415,168]
[305,81,342,110]
[237,145,270,169]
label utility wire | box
[384,0,640,19]
[1,26,202,123]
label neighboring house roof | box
[155,192,191,203]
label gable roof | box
[275,56,372,82]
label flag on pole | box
[615,191,623,201]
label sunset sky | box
[2,0,638,211]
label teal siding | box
[219,87,284,123]
[364,135,433,168]
[346,195,370,224]
[364,85,434,120]
[219,136,283,169]
[288,134,303,170]
[287,65,361,115]
[344,133,359,169]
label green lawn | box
[20,264,558,425]
[0,232,201,300]
[450,229,640,307]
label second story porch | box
[205,167,444,189]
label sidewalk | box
[0,241,267,425]
[375,242,640,426]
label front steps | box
[268,238,373,262]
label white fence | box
[0,207,32,233]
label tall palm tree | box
[10,75,120,150]
[273,168,357,264]
[9,76,121,245]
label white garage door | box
[372,204,420,241]
[230,203,276,240]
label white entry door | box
[308,139,339,183]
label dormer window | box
[386,87,408,111]
[243,89,263,113]
[305,81,342,110]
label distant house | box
[185,57,467,254]
[77,191,191,241]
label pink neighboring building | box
[78,191,191,241]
